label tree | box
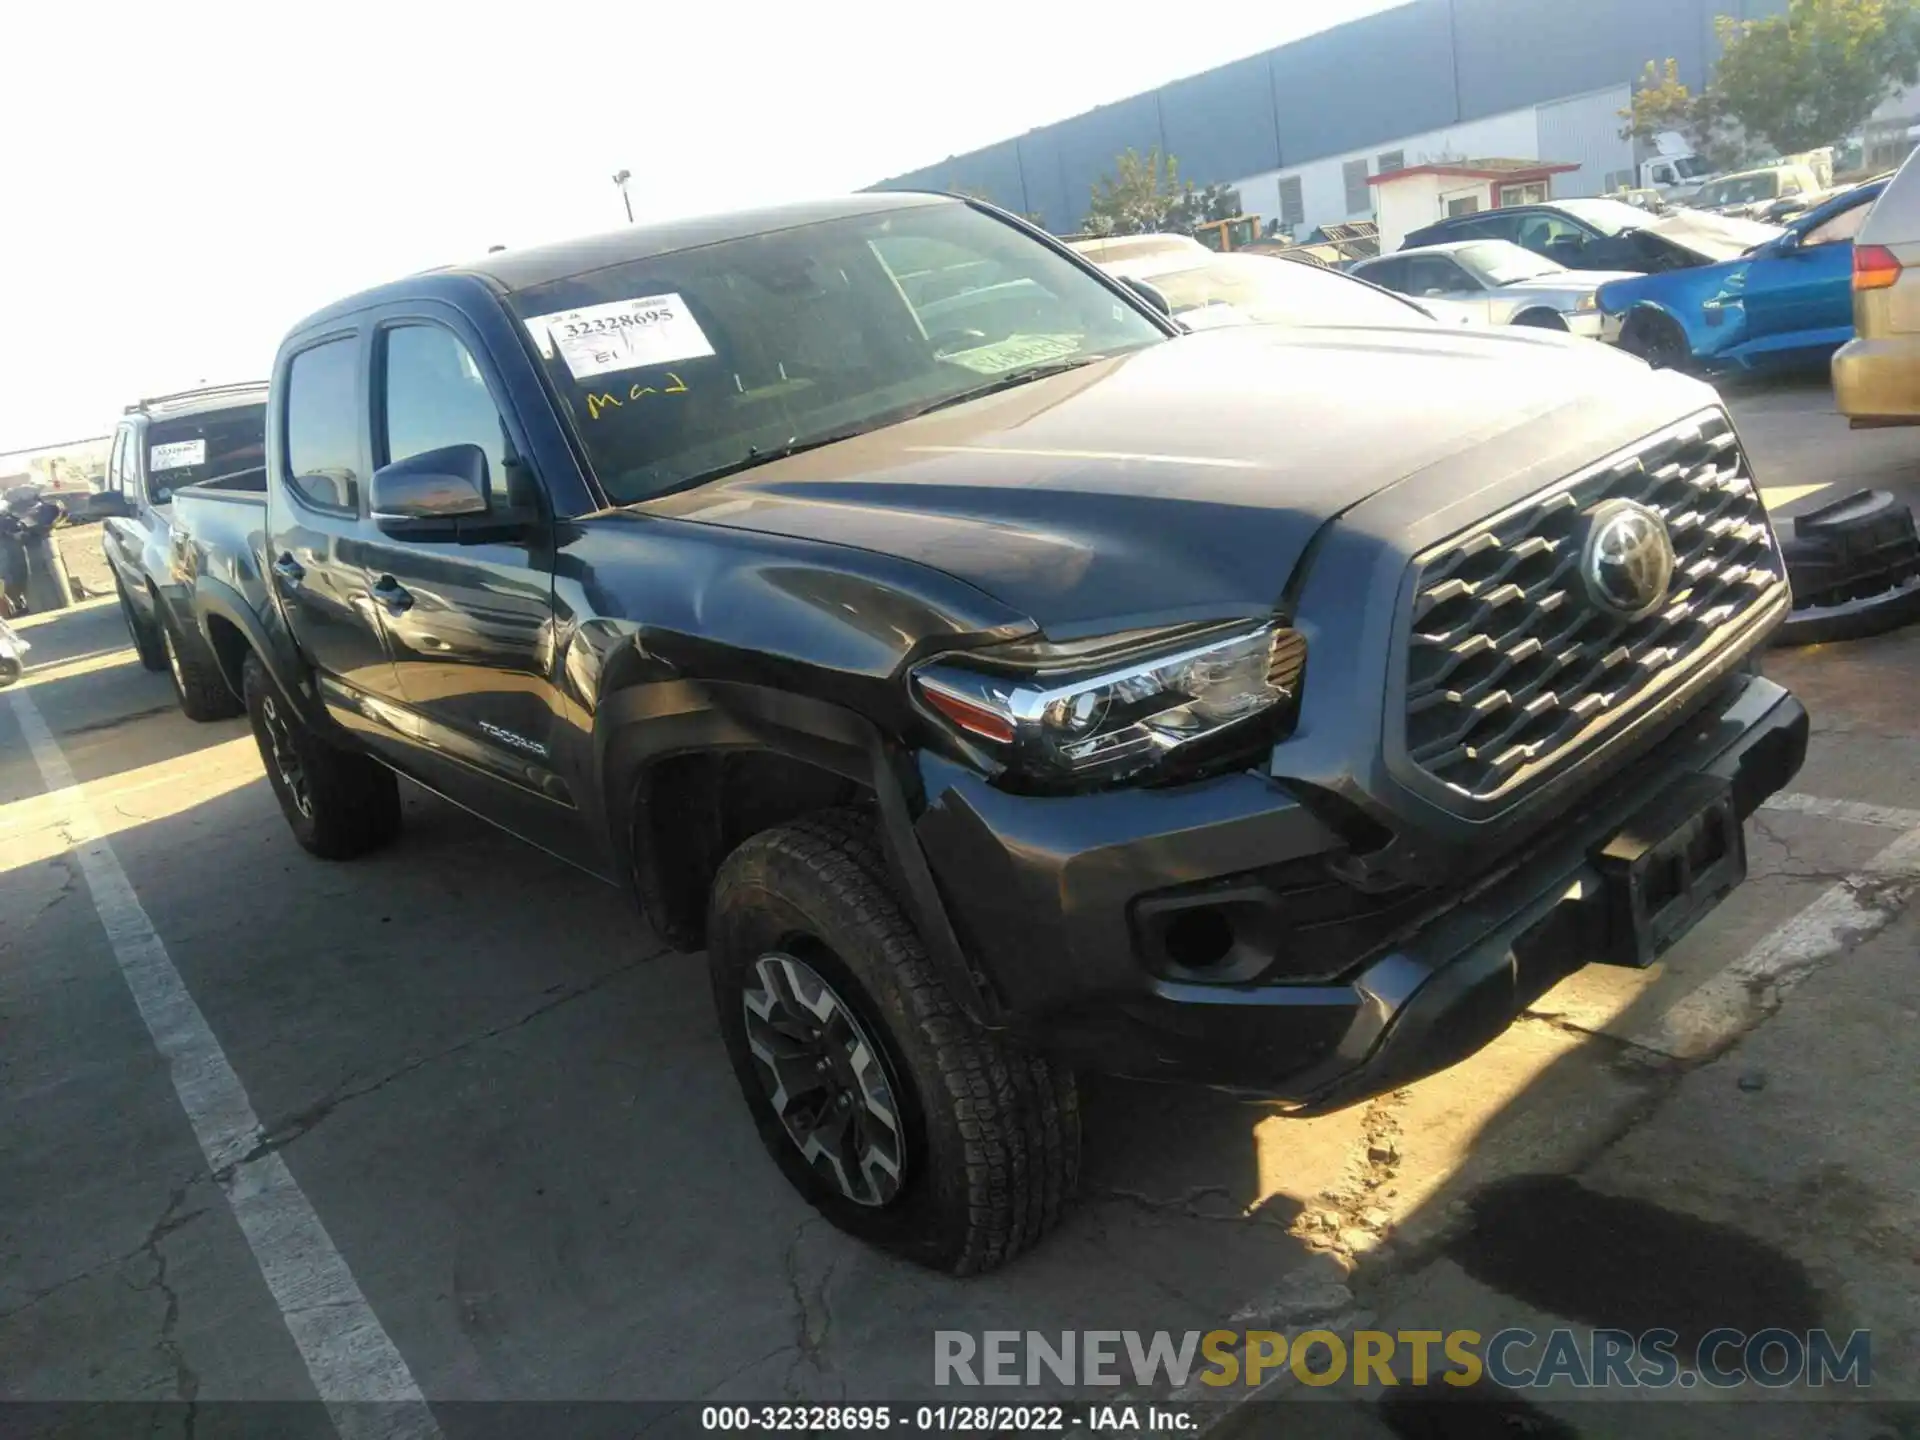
[1083,148,1188,236]
[1712,0,1920,155]
[1082,150,1242,237]
[1169,181,1245,232]
[1624,0,1920,170]
[1618,59,1745,170]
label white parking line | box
[1629,816,1920,1062]
[1762,791,1920,830]
[7,689,440,1440]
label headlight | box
[1576,292,1599,312]
[912,622,1305,784]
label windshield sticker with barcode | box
[149,439,207,471]
[939,333,1082,375]
[526,294,716,379]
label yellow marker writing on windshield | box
[587,373,691,420]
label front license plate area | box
[1593,774,1747,968]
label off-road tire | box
[243,652,401,859]
[118,578,168,672]
[160,609,244,721]
[708,809,1079,1274]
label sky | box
[1,0,1399,452]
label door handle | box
[272,553,306,587]
[372,575,415,614]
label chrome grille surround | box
[1397,409,1786,805]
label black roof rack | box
[126,381,269,414]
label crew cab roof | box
[125,381,270,420]
[289,192,960,333]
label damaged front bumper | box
[913,672,1807,1106]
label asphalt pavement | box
[4,373,1919,1439]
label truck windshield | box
[507,202,1168,503]
[144,405,267,499]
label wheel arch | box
[1510,307,1569,330]
[192,577,325,728]
[596,680,995,1023]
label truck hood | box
[1497,269,1645,296]
[639,325,1692,634]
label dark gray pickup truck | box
[170,193,1806,1273]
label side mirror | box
[371,444,490,535]
[1117,277,1173,317]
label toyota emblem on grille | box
[1581,499,1675,619]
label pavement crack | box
[781,1217,838,1399]
[1086,1182,1297,1231]
[122,1186,201,1432]
[0,1193,209,1327]
[35,854,79,918]
[222,945,671,1175]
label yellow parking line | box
[1760,483,1829,510]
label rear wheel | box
[708,810,1079,1274]
[1621,310,1690,370]
[243,652,401,859]
[160,610,244,721]
[118,579,167,672]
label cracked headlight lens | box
[912,622,1305,784]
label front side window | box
[381,325,512,504]
[510,201,1166,504]
[1403,255,1476,296]
[106,428,129,493]
[144,405,267,502]
[283,338,361,511]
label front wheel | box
[243,653,401,859]
[1621,311,1691,371]
[708,810,1079,1274]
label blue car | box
[1600,180,1888,371]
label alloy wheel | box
[742,951,906,1207]
[259,694,313,818]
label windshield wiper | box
[654,423,881,496]
[907,356,1105,418]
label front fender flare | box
[596,680,996,1026]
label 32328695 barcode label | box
[525,292,716,380]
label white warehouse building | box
[1231,84,1634,242]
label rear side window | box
[143,405,266,502]
[379,325,513,505]
[1861,148,1920,246]
[283,339,361,511]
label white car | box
[1092,247,1488,333]
[1350,241,1642,341]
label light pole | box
[612,169,633,223]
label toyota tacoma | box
[168,193,1806,1274]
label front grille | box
[1400,409,1785,802]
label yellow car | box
[1833,151,1920,425]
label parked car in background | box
[1598,179,1888,372]
[1689,163,1823,219]
[1404,198,1783,276]
[100,383,267,718]
[1835,150,1920,426]
[168,192,1804,1273]
[1091,246,1483,330]
[1350,240,1638,338]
